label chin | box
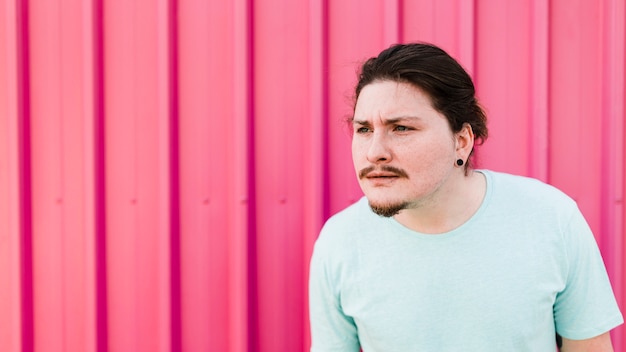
[367,198,410,218]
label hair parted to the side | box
[354,42,488,170]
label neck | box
[393,170,486,234]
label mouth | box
[361,170,406,187]
[366,173,400,179]
[359,166,409,180]
[363,174,401,187]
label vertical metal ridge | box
[165,0,181,350]
[232,0,255,350]
[458,0,475,76]
[15,0,33,351]
[302,0,330,349]
[320,0,330,224]
[245,0,257,347]
[397,0,404,43]
[89,0,108,350]
[383,0,400,45]
[600,0,625,349]
[529,0,549,182]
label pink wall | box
[1,0,625,351]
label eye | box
[394,125,410,132]
[355,127,370,134]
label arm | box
[561,332,613,352]
[553,206,623,350]
[309,241,360,351]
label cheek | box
[351,141,364,171]
[398,140,453,167]
[351,139,367,160]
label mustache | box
[358,165,409,179]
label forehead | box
[354,80,437,118]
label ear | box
[455,123,475,159]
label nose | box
[366,131,392,163]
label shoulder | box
[316,197,374,249]
[312,197,384,266]
[484,170,577,210]
[479,170,582,235]
[310,197,375,285]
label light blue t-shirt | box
[309,170,623,351]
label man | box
[309,43,623,351]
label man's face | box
[352,80,458,217]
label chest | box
[339,230,566,350]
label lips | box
[359,166,409,180]
[365,172,400,178]
[362,173,401,187]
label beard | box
[368,200,411,217]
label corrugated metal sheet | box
[0,0,624,351]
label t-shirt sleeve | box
[553,205,624,339]
[309,236,360,352]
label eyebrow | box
[352,116,421,125]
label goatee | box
[369,201,410,217]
